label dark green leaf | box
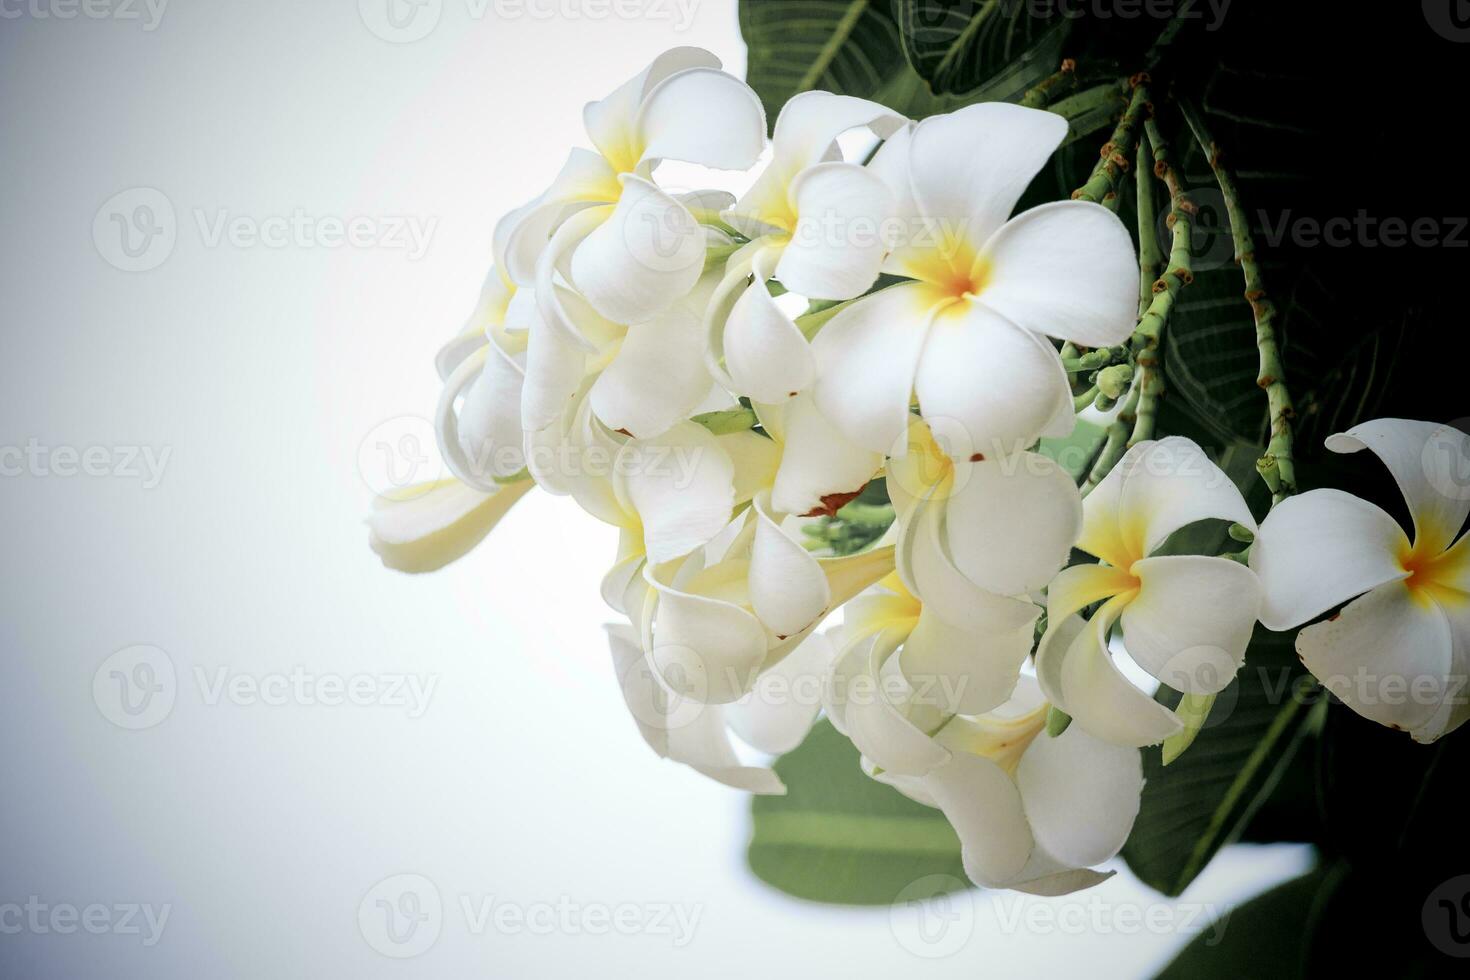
[892,0,1068,96]
[748,719,969,905]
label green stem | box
[1018,59,1077,109]
[1178,97,1297,504]
[1048,81,1129,145]
[1071,76,1151,208]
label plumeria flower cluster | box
[367,48,1470,894]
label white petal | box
[811,283,934,454]
[497,150,621,285]
[453,338,527,481]
[1046,602,1183,747]
[1326,418,1470,557]
[1108,437,1258,560]
[749,493,831,638]
[367,478,532,573]
[944,451,1082,596]
[615,424,735,564]
[519,300,590,434]
[645,558,769,704]
[914,302,1073,459]
[900,603,1032,716]
[606,623,785,794]
[1016,726,1142,870]
[723,253,815,403]
[771,91,906,168]
[1412,591,1470,743]
[534,205,614,353]
[583,47,722,168]
[776,162,893,300]
[590,283,713,438]
[1251,488,1411,630]
[726,631,831,755]
[906,102,1067,249]
[1297,579,1453,735]
[1121,555,1260,694]
[769,394,882,518]
[842,628,953,776]
[920,752,1033,888]
[977,201,1137,348]
[570,176,706,325]
[637,67,766,170]
[719,428,783,506]
[436,266,509,379]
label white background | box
[0,1,1309,976]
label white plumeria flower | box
[810,102,1137,459]
[1035,437,1262,747]
[826,579,1143,894]
[493,48,765,338]
[367,477,533,574]
[607,623,831,794]
[1251,418,1470,742]
[640,492,896,704]
[705,92,906,402]
[751,393,883,518]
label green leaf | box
[892,0,1069,97]
[738,0,908,128]
[748,720,969,905]
[1121,629,1316,897]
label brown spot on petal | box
[970,453,986,462]
[802,486,867,519]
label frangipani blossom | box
[607,623,831,794]
[811,103,1137,458]
[367,477,533,574]
[1251,418,1470,742]
[752,393,883,518]
[493,48,765,336]
[826,581,1142,894]
[706,92,905,402]
[640,492,895,704]
[1036,438,1262,747]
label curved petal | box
[769,394,882,518]
[906,102,1068,251]
[1326,418,1470,557]
[749,493,831,638]
[1122,555,1261,695]
[896,484,1041,635]
[534,205,613,353]
[1110,437,1259,560]
[367,478,532,573]
[1251,488,1411,630]
[617,422,735,564]
[777,161,893,300]
[583,47,722,169]
[435,267,510,379]
[944,451,1082,596]
[1016,726,1142,870]
[606,623,785,794]
[1297,579,1453,735]
[811,282,936,454]
[453,337,527,481]
[1412,592,1470,743]
[590,281,713,438]
[636,67,766,170]
[920,752,1033,888]
[900,603,1032,716]
[727,631,832,754]
[719,428,783,506]
[1049,599,1183,747]
[771,91,906,168]
[976,201,1137,348]
[723,253,816,403]
[435,346,497,491]
[645,558,769,705]
[570,176,706,325]
[843,628,954,776]
[914,302,1073,459]
[519,300,590,434]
